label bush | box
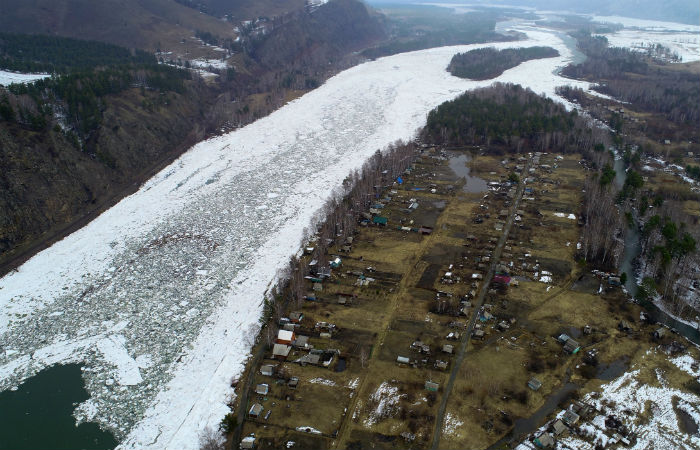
[219,412,237,433]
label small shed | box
[255,383,269,395]
[277,329,296,345]
[435,360,448,370]
[240,436,256,449]
[654,327,667,340]
[425,381,439,392]
[248,403,263,419]
[397,356,410,364]
[289,311,304,323]
[272,343,291,360]
[563,338,580,354]
[288,377,299,389]
[373,216,388,226]
[528,377,542,391]
[472,329,485,339]
[260,364,275,377]
[442,344,454,354]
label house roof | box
[563,409,580,425]
[278,330,294,341]
[553,419,567,435]
[293,335,309,347]
[272,343,291,357]
[249,403,263,415]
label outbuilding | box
[528,377,542,391]
[260,364,276,377]
[425,381,439,392]
[240,436,256,449]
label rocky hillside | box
[0,0,386,273]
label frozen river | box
[1,22,600,450]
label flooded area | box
[448,152,489,193]
[487,380,580,450]
[596,357,629,381]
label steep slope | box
[0,0,237,51]
[250,0,386,69]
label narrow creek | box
[613,157,700,344]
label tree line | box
[447,46,559,80]
[0,32,155,74]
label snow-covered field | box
[598,28,700,63]
[0,69,50,86]
[588,15,700,62]
[424,3,700,63]
[0,22,603,450]
[517,349,700,450]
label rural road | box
[431,157,532,450]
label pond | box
[448,153,489,193]
[0,364,117,450]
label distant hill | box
[0,0,237,51]
[370,0,700,26]
[173,0,308,20]
[251,0,386,69]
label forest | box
[0,32,155,73]
[447,46,559,80]
[2,61,189,136]
[421,83,603,154]
[562,32,700,125]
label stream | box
[614,157,700,344]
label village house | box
[562,407,580,426]
[248,403,263,419]
[552,419,567,435]
[293,335,310,349]
[277,329,296,345]
[255,383,269,395]
[272,343,291,361]
[534,432,555,448]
